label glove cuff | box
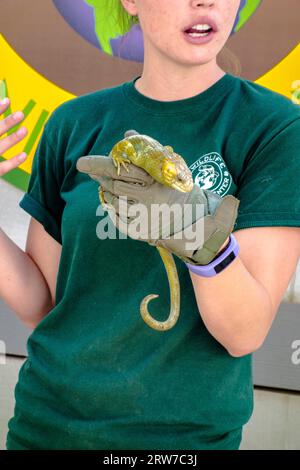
[151,194,240,265]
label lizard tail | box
[140,246,180,331]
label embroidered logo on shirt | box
[189,152,233,196]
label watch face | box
[214,251,237,274]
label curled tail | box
[140,247,180,331]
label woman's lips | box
[183,29,216,45]
[183,16,218,33]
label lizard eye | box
[162,160,176,176]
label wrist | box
[185,234,240,277]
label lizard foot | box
[98,186,114,211]
[112,154,131,176]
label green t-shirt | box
[7,73,300,450]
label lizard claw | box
[112,154,131,176]
[99,186,114,211]
[121,160,130,173]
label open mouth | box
[184,25,214,37]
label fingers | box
[97,176,123,194]
[0,98,28,155]
[0,98,28,175]
[0,152,28,176]
[102,189,136,219]
[76,155,153,184]
[99,175,152,199]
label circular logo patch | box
[189,152,233,196]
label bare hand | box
[0,97,28,176]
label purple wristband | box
[185,233,240,277]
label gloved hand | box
[76,155,240,265]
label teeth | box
[188,32,210,37]
[189,23,211,31]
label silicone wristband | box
[185,233,240,277]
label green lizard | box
[99,130,194,332]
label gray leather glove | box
[76,155,240,265]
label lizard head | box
[161,147,194,193]
[122,132,194,193]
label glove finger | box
[103,191,158,240]
[106,203,140,239]
[98,176,154,201]
[97,176,121,194]
[213,195,240,231]
[102,190,137,220]
[76,155,153,185]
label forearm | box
[0,228,54,329]
[188,239,273,357]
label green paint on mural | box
[236,0,262,32]
[24,109,49,155]
[85,0,124,55]
[0,80,6,100]
[0,155,30,192]
[0,79,12,118]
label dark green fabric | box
[7,73,300,450]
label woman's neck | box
[134,60,226,102]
